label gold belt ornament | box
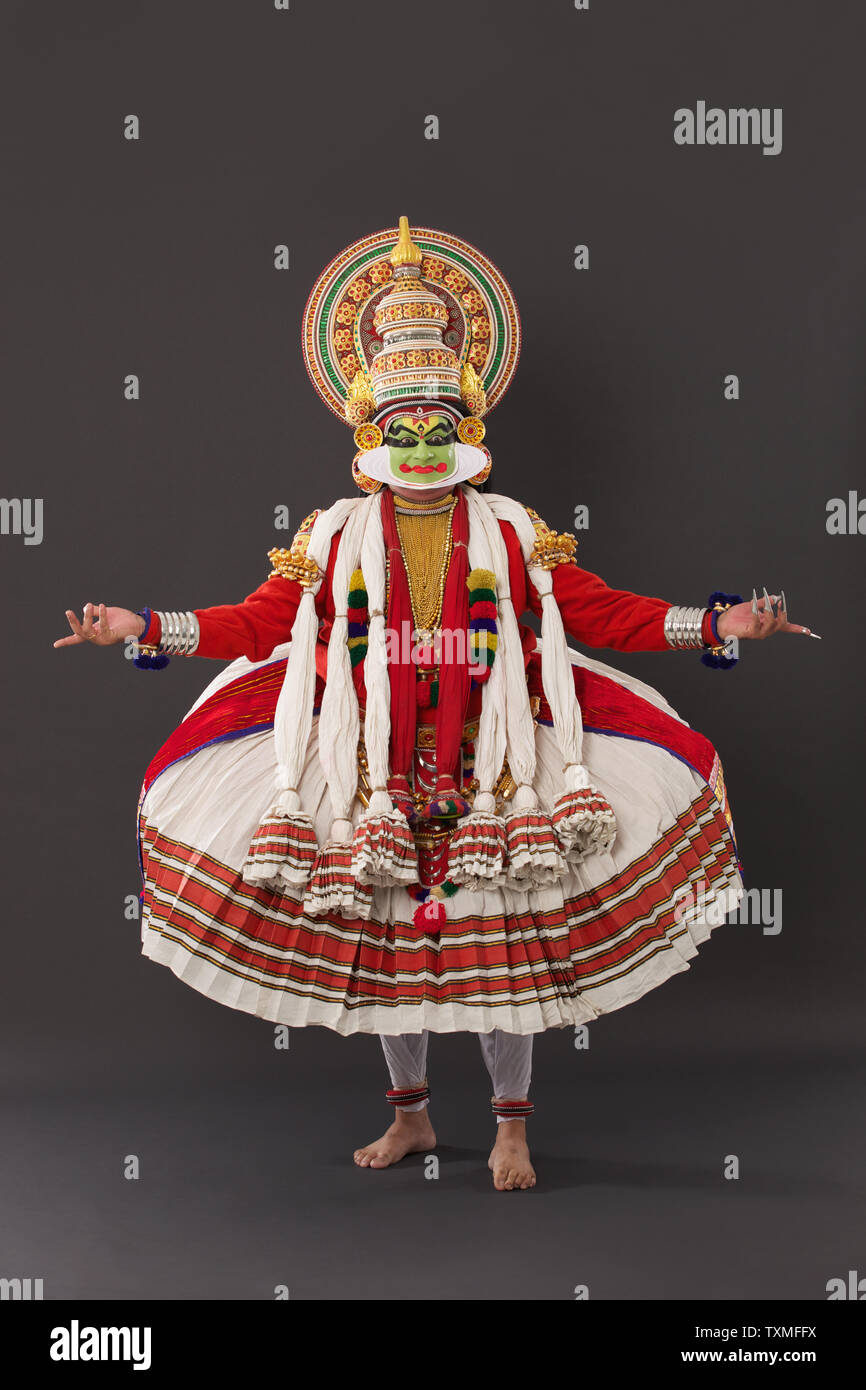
[414,716,480,749]
[355,697,540,813]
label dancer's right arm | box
[55,528,341,663]
[183,573,310,662]
[191,566,333,661]
[54,578,310,663]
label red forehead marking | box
[396,412,444,431]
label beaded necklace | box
[393,492,457,637]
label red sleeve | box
[491,520,717,656]
[525,555,675,652]
[193,574,306,662]
[188,531,340,662]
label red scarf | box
[382,488,417,777]
[434,489,470,781]
[381,487,471,784]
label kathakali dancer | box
[57,218,818,1190]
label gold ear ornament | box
[353,422,384,451]
[456,416,486,446]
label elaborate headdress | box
[302,216,521,489]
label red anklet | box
[491,1098,534,1118]
[386,1084,430,1107]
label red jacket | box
[143,516,711,663]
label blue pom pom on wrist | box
[701,591,742,670]
[132,607,170,669]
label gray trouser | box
[380,1031,533,1121]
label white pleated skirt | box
[138,643,742,1035]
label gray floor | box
[3,1023,862,1301]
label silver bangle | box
[663,604,707,649]
[154,610,200,656]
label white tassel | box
[531,579,616,858]
[470,494,539,805]
[351,492,418,886]
[464,488,508,798]
[446,488,508,888]
[462,490,566,888]
[317,499,371,823]
[242,497,359,892]
[305,498,377,917]
[486,494,616,860]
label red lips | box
[398,462,449,474]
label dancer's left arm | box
[542,561,676,651]
[534,563,816,651]
[507,517,816,652]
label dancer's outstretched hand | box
[54,603,145,648]
[716,589,820,642]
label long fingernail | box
[762,585,772,612]
[807,631,822,640]
[751,588,758,615]
[780,589,787,614]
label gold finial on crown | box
[460,362,487,417]
[344,368,376,424]
[390,215,423,268]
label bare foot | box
[354,1109,437,1169]
[488,1119,536,1190]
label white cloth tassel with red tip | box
[446,488,508,888]
[351,492,418,887]
[485,494,617,864]
[242,498,359,893]
[469,491,567,888]
[304,498,377,919]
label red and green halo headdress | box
[301,216,521,489]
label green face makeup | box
[385,414,458,484]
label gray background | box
[2,0,864,1299]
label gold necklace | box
[393,491,456,514]
[394,494,456,635]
